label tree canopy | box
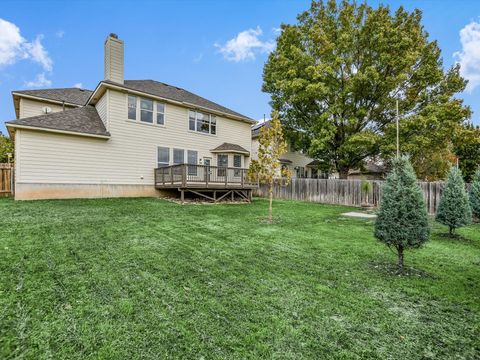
[263,0,470,179]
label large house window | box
[173,149,184,165]
[128,96,165,125]
[140,98,153,123]
[217,154,228,177]
[156,102,165,125]
[189,110,217,135]
[157,147,170,167]
[128,96,137,120]
[188,150,198,176]
[233,154,241,177]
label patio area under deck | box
[154,164,258,202]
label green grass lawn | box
[0,197,479,359]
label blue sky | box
[1,0,480,136]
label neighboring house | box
[251,121,330,179]
[348,161,386,180]
[251,121,386,180]
[6,34,255,200]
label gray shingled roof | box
[13,88,93,106]
[6,106,109,137]
[103,80,253,121]
[252,120,270,138]
[211,142,250,154]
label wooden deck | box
[154,164,257,202]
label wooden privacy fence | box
[0,164,13,197]
[254,178,458,214]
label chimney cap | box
[109,33,118,39]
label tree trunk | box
[397,245,404,273]
[268,182,273,224]
[339,169,349,179]
[449,226,455,236]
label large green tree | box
[263,0,469,178]
[0,132,13,163]
[454,124,480,183]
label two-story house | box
[6,34,256,201]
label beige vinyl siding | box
[15,89,252,185]
[19,98,73,118]
[95,91,108,129]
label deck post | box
[170,166,174,185]
[231,190,234,201]
[180,189,184,204]
[225,169,228,187]
[182,164,187,187]
[241,169,244,188]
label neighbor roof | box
[101,80,253,122]
[349,161,386,175]
[252,120,270,138]
[6,106,109,138]
[13,88,93,106]
[211,142,250,155]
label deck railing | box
[154,164,257,188]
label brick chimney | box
[104,33,124,84]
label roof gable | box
[13,88,93,106]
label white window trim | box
[188,109,217,136]
[127,94,166,128]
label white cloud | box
[55,30,65,38]
[215,26,274,62]
[23,35,53,71]
[0,18,53,71]
[73,82,83,88]
[24,73,51,88]
[454,20,480,92]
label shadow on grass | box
[369,261,436,279]
[434,231,480,249]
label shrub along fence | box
[253,178,460,215]
[0,163,13,197]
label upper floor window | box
[128,95,165,125]
[140,98,153,123]
[189,110,216,135]
[156,103,165,125]
[128,96,137,120]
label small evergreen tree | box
[436,166,472,235]
[469,168,480,221]
[374,156,430,272]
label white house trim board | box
[6,124,111,140]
